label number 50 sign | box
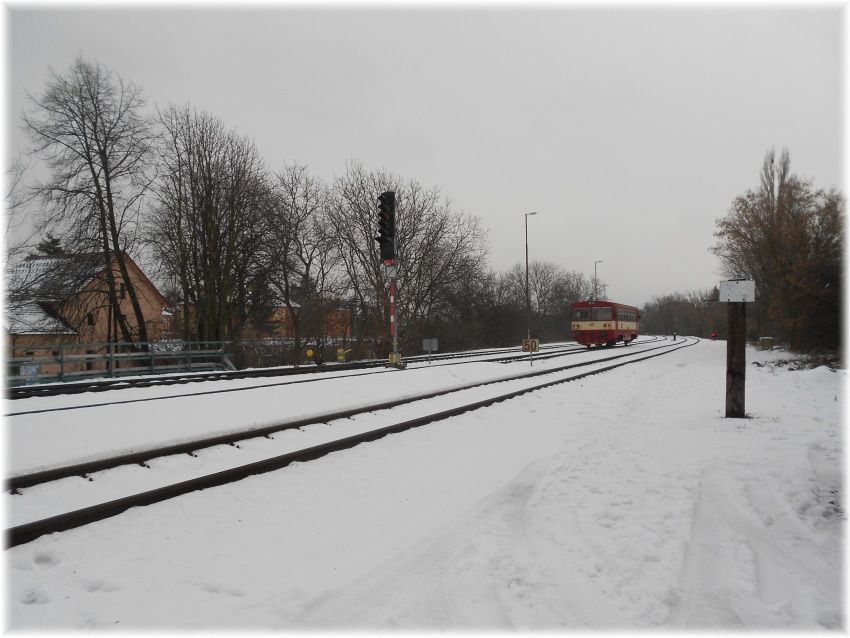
[522,338,539,352]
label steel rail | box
[7,336,669,490]
[5,338,698,548]
[6,343,570,400]
[6,359,387,400]
[6,338,649,401]
[6,340,640,418]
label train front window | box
[592,307,612,321]
[574,309,590,320]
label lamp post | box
[594,259,603,301]
[525,212,538,339]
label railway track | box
[7,338,661,484]
[5,339,664,418]
[6,336,694,548]
[6,342,576,400]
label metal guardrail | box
[6,341,233,387]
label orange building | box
[5,253,169,376]
[266,303,352,340]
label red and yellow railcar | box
[571,300,640,347]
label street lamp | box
[594,259,603,302]
[525,212,538,339]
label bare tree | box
[3,155,40,266]
[327,161,487,355]
[147,104,270,343]
[529,261,562,317]
[22,57,154,344]
[501,261,593,341]
[494,262,582,323]
[552,270,593,308]
[641,288,724,338]
[550,268,593,338]
[264,164,345,362]
[428,259,507,349]
[713,148,843,350]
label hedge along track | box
[6,337,697,548]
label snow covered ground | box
[4,339,844,630]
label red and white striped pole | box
[389,276,398,358]
[389,278,396,338]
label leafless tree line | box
[13,59,842,361]
[640,288,725,339]
[11,57,598,364]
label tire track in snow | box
[442,458,631,629]
[527,441,694,627]
[294,459,602,629]
[670,466,841,628]
[293,464,545,628]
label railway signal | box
[376,191,404,368]
[376,191,395,263]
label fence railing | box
[6,340,233,387]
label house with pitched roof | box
[5,252,169,375]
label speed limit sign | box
[522,338,539,352]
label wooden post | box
[726,301,747,418]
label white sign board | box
[20,364,39,377]
[719,279,756,303]
[422,338,438,351]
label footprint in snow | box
[32,552,60,568]
[83,580,120,593]
[200,583,246,597]
[20,587,49,605]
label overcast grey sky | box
[4,4,844,306]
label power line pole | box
[524,211,537,340]
[594,259,602,302]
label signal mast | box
[375,191,404,368]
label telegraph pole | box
[524,212,537,340]
[594,259,602,302]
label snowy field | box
[3,339,844,630]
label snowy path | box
[6,341,843,630]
